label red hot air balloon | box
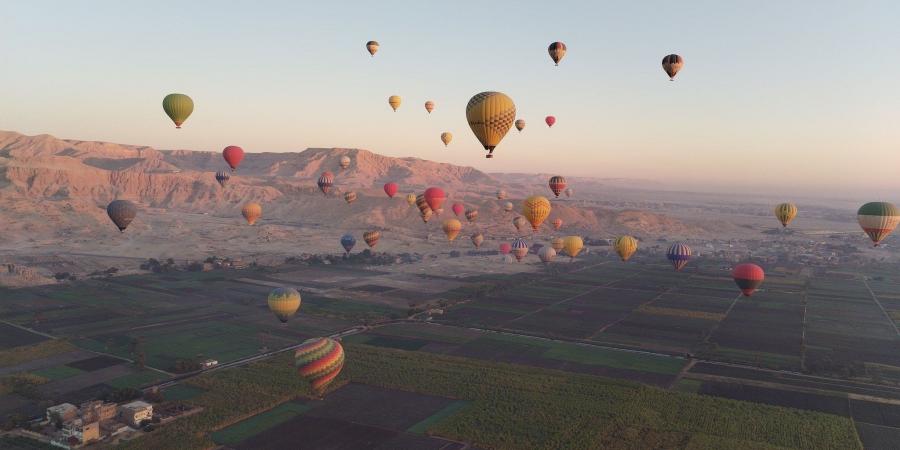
[452,203,464,217]
[552,218,563,230]
[545,116,556,127]
[733,263,765,296]
[548,176,566,198]
[317,171,334,195]
[424,187,446,212]
[383,182,398,198]
[499,242,512,255]
[223,146,245,172]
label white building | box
[117,401,153,427]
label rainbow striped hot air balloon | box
[857,202,900,247]
[733,263,764,296]
[294,337,345,393]
[666,242,693,271]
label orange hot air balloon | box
[242,202,262,225]
[388,95,402,112]
[465,208,478,223]
[552,218,563,231]
[522,196,551,231]
[363,230,381,248]
[442,219,462,241]
[562,236,584,259]
[466,91,516,158]
[425,100,435,113]
[441,132,453,147]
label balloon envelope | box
[515,119,526,132]
[774,203,798,228]
[733,263,764,296]
[339,156,351,169]
[522,196,551,231]
[614,235,638,261]
[268,287,301,323]
[662,54,684,80]
[366,40,379,56]
[294,337,344,392]
[388,95,402,111]
[666,242,693,271]
[471,232,484,248]
[162,93,193,128]
[545,116,556,127]
[384,183,399,198]
[222,146,244,172]
[465,208,478,223]
[340,234,356,254]
[548,41,567,65]
[858,202,900,246]
[363,230,381,248]
[548,176,567,198]
[563,236,584,258]
[424,187,446,211]
[511,238,528,261]
[441,132,453,147]
[499,242,512,255]
[425,101,435,113]
[442,219,462,241]
[107,200,137,232]
[466,92,516,158]
[242,203,262,225]
[539,247,557,264]
[215,170,230,188]
[318,172,334,195]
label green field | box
[107,369,167,389]
[407,400,470,435]
[30,365,83,381]
[210,401,312,445]
[162,384,206,401]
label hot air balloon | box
[416,194,433,223]
[733,263,764,296]
[666,242,693,271]
[242,202,262,225]
[551,218,563,231]
[548,176,567,198]
[662,54,684,80]
[420,209,433,223]
[339,156,351,170]
[442,219,462,241]
[222,146,244,172]
[858,202,900,246]
[503,202,514,213]
[441,132,453,147]
[344,191,357,205]
[774,203,798,228]
[452,203,464,217]
[564,187,573,198]
[268,287,301,323]
[363,230,381,248]
[294,337,344,393]
[215,170,230,188]
[466,91,516,158]
[162,93,193,128]
[406,193,417,206]
[511,238,529,261]
[424,187,446,212]
[614,235,638,261]
[366,40,379,56]
[388,95,402,112]
[515,119,526,132]
[538,247,556,264]
[497,190,507,200]
[499,242,512,255]
[545,116,556,127]
[471,232,484,248]
[425,101,435,114]
[106,200,137,232]
[384,182,398,198]
[563,236,583,259]
[513,216,528,233]
[340,234,356,255]
[318,172,334,195]
[465,208,479,223]
[522,196,551,231]
[548,42,567,66]
[551,237,565,253]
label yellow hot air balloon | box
[774,203,798,228]
[522,196,551,231]
[242,202,262,225]
[466,92,516,158]
[562,236,584,259]
[268,287,301,323]
[551,237,565,253]
[441,132,453,147]
[388,95,402,112]
[614,235,638,262]
[406,193,417,207]
[442,219,462,241]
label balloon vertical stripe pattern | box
[666,242,693,271]
[857,202,900,246]
[614,235,638,261]
[162,93,194,128]
[774,203,798,228]
[548,42,567,65]
[511,237,529,261]
[318,172,334,195]
[548,176,567,198]
[466,92,516,158]
[662,54,684,80]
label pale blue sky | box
[1,1,899,197]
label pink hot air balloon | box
[424,187,446,212]
[383,182,398,198]
[222,146,245,172]
[452,203,464,217]
[545,116,556,127]
[499,242,512,255]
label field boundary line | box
[0,319,58,340]
[862,278,900,337]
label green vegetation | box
[0,436,55,449]
[30,365,83,381]
[107,369,167,389]
[407,400,470,435]
[211,401,311,445]
[673,378,703,394]
[0,373,48,397]
[162,384,206,401]
[639,305,725,321]
[0,340,74,368]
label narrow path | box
[862,278,900,337]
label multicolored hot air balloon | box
[551,237,565,253]
[499,242,512,255]
[363,230,380,248]
[268,287,301,323]
[424,187,446,212]
[366,40,379,56]
[733,263,764,296]
[340,234,356,255]
[466,91,516,158]
[384,182,398,198]
[662,54,684,80]
[343,191,357,205]
[522,196,551,231]
[215,170,230,188]
[294,337,344,393]
[548,176,567,198]
[442,219,462,241]
[503,202,514,213]
[548,41,567,66]
[858,202,900,246]
[416,194,433,223]
[465,208,479,223]
[339,156,351,170]
[406,193,417,206]
[666,242,693,271]
[388,95,402,112]
[223,146,244,172]
[497,190,507,200]
[513,216,528,233]
[551,218,563,231]
[452,203,464,217]
[538,246,556,264]
[242,202,262,225]
[545,116,556,127]
[564,187,573,198]
[563,236,583,259]
[515,119,525,132]
[614,235,638,261]
[107,200,137,232]
[441,132,453,147]
[511,238,529,261]
[774,203,798,228]
[318,172,334,195]
[162,93,193,128]
[425,101,435,114]
[471,232,484,248]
